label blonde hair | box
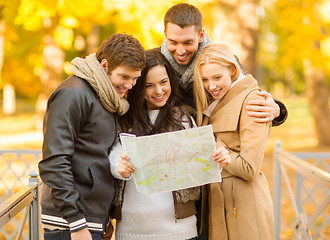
[194,43,241,125]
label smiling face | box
[144,65,171,110]
[200,62,234,100]
[165,22,204,66]
[101,60,141,98]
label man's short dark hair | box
[96,33,146,72]
[164,3,203,32]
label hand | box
[118,153,135,178]
[71,228,92,240]
[213,147,231,168]
[245,90,280,123]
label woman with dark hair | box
[108,49,230,240]
[120,48,194,136]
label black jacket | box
[39,76,116,233]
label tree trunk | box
[87,25,100,54]
[212,1,241,55]
[211,0,258,76]
[35,34,64,128]
[40,34,65,98]
[3,84,16,115]
[0,6,4,85]
[237,0,258,76]
[0,6,6,114]
[304,60,330,146]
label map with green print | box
[120,125,222,194]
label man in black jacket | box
[38,33,145,240]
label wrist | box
[272,99,288,126]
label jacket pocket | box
[82,166,96,200]
[73,166,94,201]
[82,166,115,217]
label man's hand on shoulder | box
[71,228,92,240]
[245,90,280,123]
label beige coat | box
[202,75,274,240]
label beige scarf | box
[71,53,129,115]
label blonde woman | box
[194,43,274,240]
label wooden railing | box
[273,141,330,240]
[0,171,40,240]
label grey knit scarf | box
[161,33,212,89]
[71,53,129,115]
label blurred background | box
[0,0,329,150]
[0,0,329,239]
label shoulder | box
[241,89,271,127]
[54,76,93,98]
[236,75,263,104]
[48,76,94,110]
[244,89,263,104]
[58,76,92,92]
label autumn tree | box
[0,6,4,83]
[0,0,182,103]
[1,0,265,117]
[260,0,330,146]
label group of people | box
[38,3,288,240]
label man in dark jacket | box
[38,33,145,240]
[160,3,287,125]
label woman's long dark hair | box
[119,49,194,136]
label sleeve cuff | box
[66,214,88,232]
[109,137,133,180]
[112,169,132,181]
[272,99,288,126]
